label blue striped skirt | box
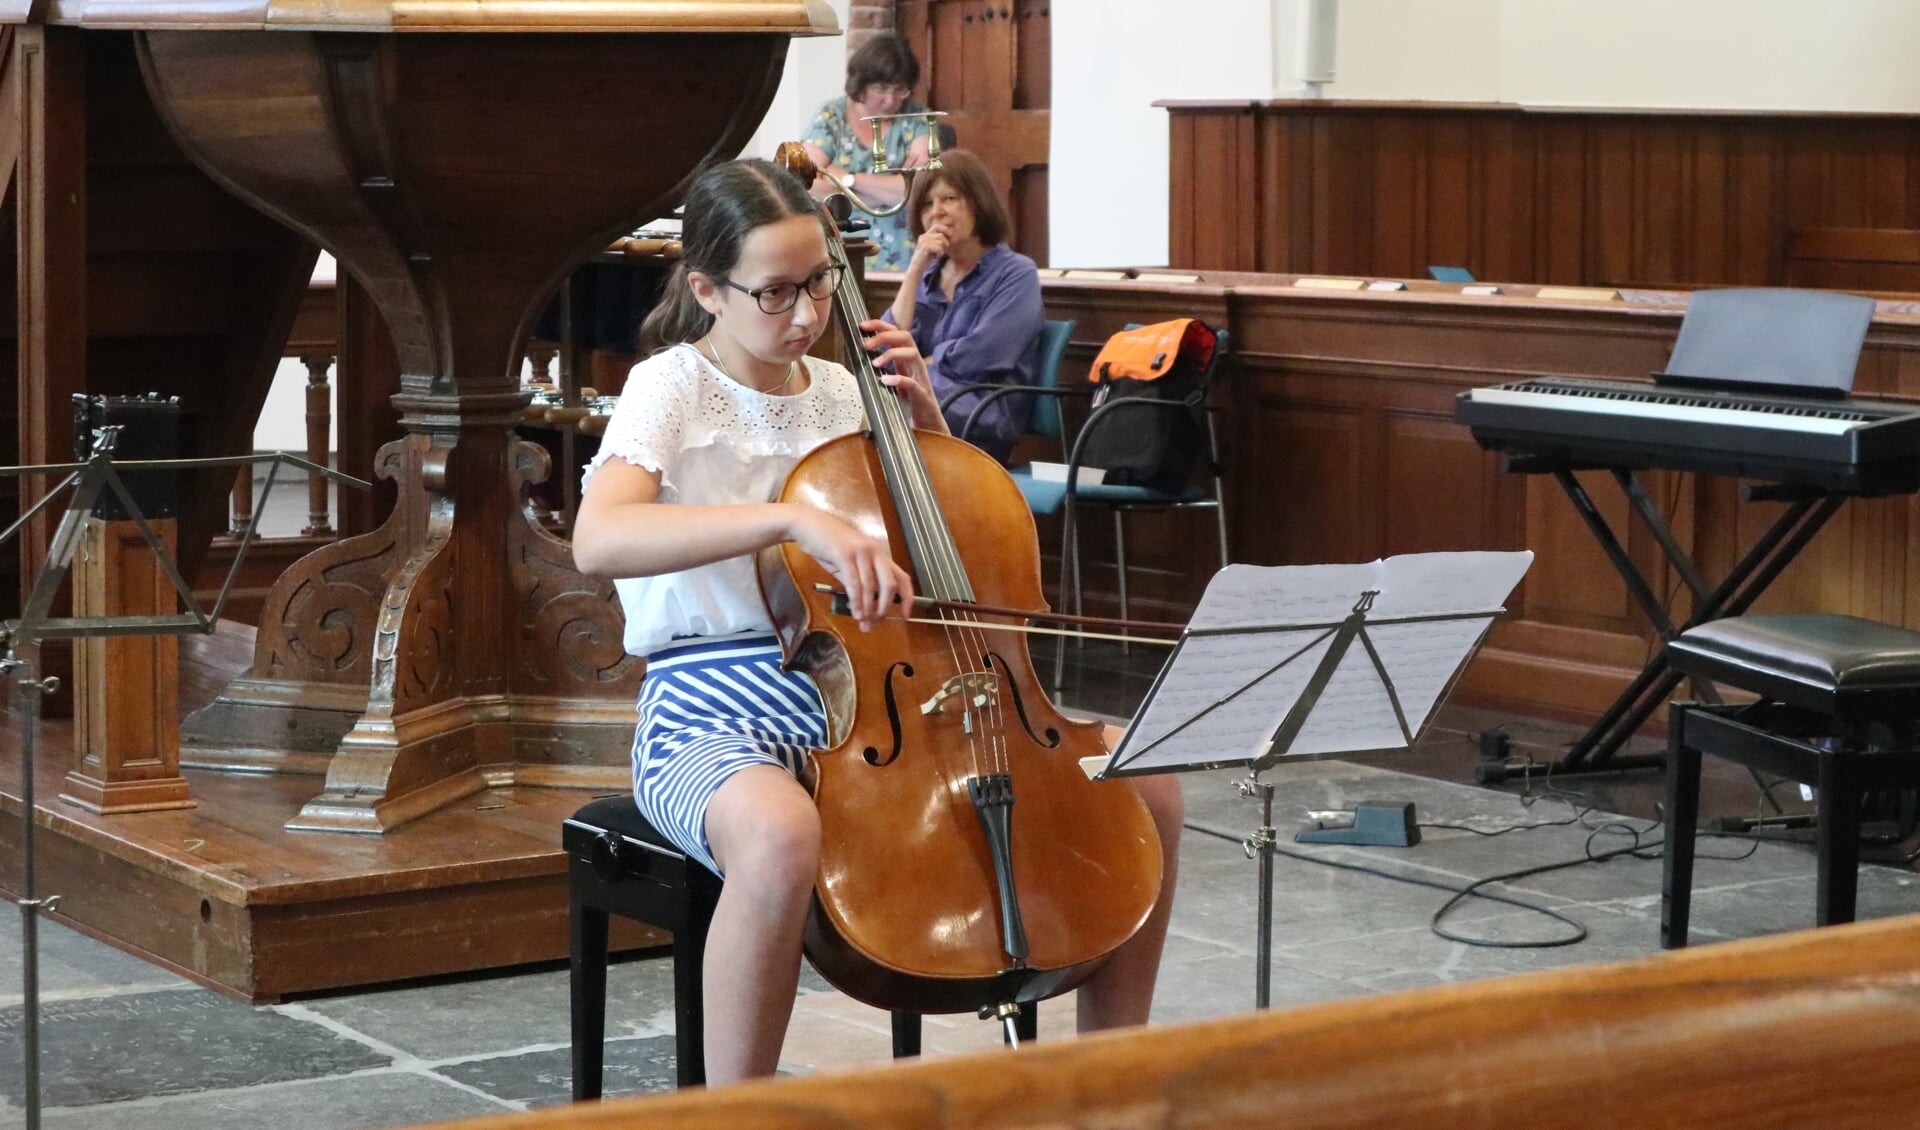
[631,633,829,877]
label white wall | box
[1049,0,1920,270]
[1492,0,1920,112]
[1051,0,1277,269]
[740,2,856,163]
[1321,0,1501,102]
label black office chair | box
[1022,326,1231,686]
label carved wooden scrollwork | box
[509,437,642,695]
[259,436,410,684]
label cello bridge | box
[920,672,1000,722]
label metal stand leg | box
[1113,509,1130,656]
[5,648,60,1130]
[983,1001,1023,1048]
[1238,772,1277,1010]
[1482,465,1845,781]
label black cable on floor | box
[1181,749,1768,950]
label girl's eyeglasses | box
[721,264,845,315]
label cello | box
[757,145,1164,1028]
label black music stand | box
[1482,288,1878,782]
[0,431,366,1130]
[1092,551,1532,1009]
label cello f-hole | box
[988,651,1061,749]
[863,661,915,766]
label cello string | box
[830,254,1003,779]
[852,272,1013,777]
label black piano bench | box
[1663,614,1920,949]
[567,795,937,1097]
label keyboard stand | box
[1476,458,1848,783]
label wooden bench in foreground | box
[420,912,1920,1129]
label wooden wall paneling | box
[1827,123,1880,229]
[1635,120,1690,288]
[1847,494,1907,625]
[959,1,995,110]
[1011,0,1048,111]
[1781,492,1905,622]
[924,1,963,109]
[1522,470,1638,633]
[1865,122,1908,226]
[1169,102,1920,291]
[1165,111,1196,267]
[1534,116,1589,284]
[1861,326,1920,400]
[1905,494,1920,629]
[1381,409,1502,558]
[1474,117,1531,283]
[894,0,928,89]
[1262,112,1311,274]
[1587,121,1642,288]
[1254,390,1371,567]
[1169,108,1259,272]
[1782,120,1845,243]
[1367,114,1421,279]
[1730,120,1782,285]
[913,0,1048,262]
[1904,123,1920,227]
[1313,114,1376,276]
[1423,116,1473,282]
[1009,163,1046,268]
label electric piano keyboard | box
[1456,376,1920,494]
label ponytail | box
[638,158,826,356]
[638,261,713,355]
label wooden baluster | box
[300,353,335,536]
[526,339,558,386]
[230,466,253,535]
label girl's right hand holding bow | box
[787,505,913,631]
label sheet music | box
[1103,551,1532,774]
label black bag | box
[1075,319,1219,491]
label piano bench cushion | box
[565,795,682,858]
[1670,614,1920,717]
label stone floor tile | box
[28,1070,506,1129]
[0,919,193,1008]
[1152,953,1363,1024]
[0,990,389,1108]
[298,956,679,1063]
[433,1034,679,1109]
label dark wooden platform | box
[0,621,662,1003]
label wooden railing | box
[421,913,1920,1129]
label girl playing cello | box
[571,157,1183,1084]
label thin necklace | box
[703,336,799,395]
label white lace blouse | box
[581,343,868,658]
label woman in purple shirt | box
[886,150,1045,465]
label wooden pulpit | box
[89,0,840,831]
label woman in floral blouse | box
[803,32,933,272]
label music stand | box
[1092,550,1533,1010]
[0,430,367,1130]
